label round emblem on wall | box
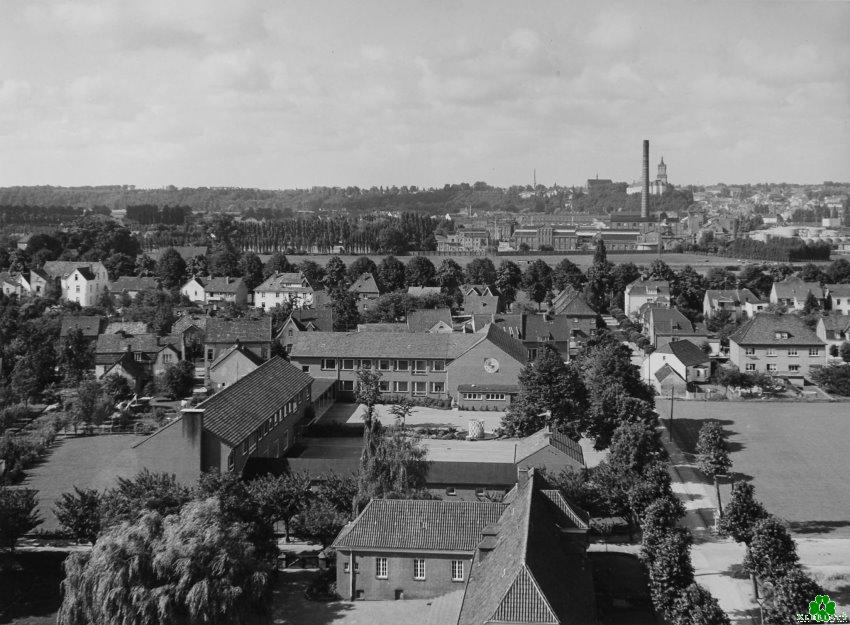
[483,357,499,373]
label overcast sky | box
[1,1,848,189]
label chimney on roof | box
[641,139,650,219]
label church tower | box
[657,157,668,184]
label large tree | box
[465,258,497,285]
[0,486,42,553]
[239,251,265,291]
[160,360,196,399]
[54,487,102,544]
[377,256,407,293]
[405,256,436,287]
[695,420,732,519]
[552,258,586,292]
[59,328,94,383]
[671,583,731,625]
[155,247,187,290]
[323,255,348,293]
[500,346,587,438]
[495,260,523,307]
[58,498,272,625]
[522,259,553,308]
[436,259,465,294]
[248,472,312,542]
[718,481,768,544]
[744,516,800,584]
[347,256,378,282]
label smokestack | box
[641,139,650,218]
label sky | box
[0,0,848,189]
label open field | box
[21,434,144,533]
[668,400,850,537]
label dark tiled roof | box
[60,315,103,338]
[655,363,686,384]
[729,313,824,346]
[172,314,208,334]
[463,293,501,314]
[660,339,710,366]
[108,276,159,292]
[626,279,670,296]
[104,321,152,335]
[818,314,850,340]
[549,288,597,316]
[826,284,850,298]
[255,272,311,292]
[458,471,595,625]
[515,427,585,468]
[96,333,163,355]
[198,357,312,446]
[772,277,823,300]
[524,314,574,343]
[204,277,245,293]
[406,308,452,332]
[287,308,334,332]
[348,272,381,295]
[333,499,507,552]
[704,288,760,306]
[101,350,147,380]
[479,323,529,364]
[290,331,482,359]
[647,307,699,335]
[356,323,410,333]
[206,317,271,344]
[427,461,517,487]
[75,267,96,280]
[407,286,441,297]
[42,260,102,279]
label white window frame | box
[378,380,390,392]
[809,347,820,357]
[745,364,756,371]
[394,381,409,393]
[766,363,777,372]
[765,348,775,357]
[376,557,388,579]
[378,359,391,371]
[432,360,445,372]
[787,348,797,357]
[789,364,800,372]
[744,347,755,356]
[341,359,355,371]
[321,358,337,371]
[430,381,445,394]
[413,360,427,374]
[395,360,409,372]
[413,559,425,581]
[413,381,427,396]
[451,560,464,582]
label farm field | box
[669,400,850,537]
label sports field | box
[669,400,850,537]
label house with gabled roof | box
[642,306,710,348]
[60,315,104,341]
[0,272,32,298]
[180,276,208,304]
[825,284,850,316]
[107,276,159,301]
[770,276,824,310]
[332,469,595,621]
[815,314,850,354]
[703,288,761,321]
[624,279,670,317]
[94,333,181,382]
[406,308,453,333]
[204,276,248,308]
[348,272,382,312]
[729,313,826,382]
[204,317,272,368]
[43,261,109,307]
[289,324,528,408]
[641,338,711,393]
[133,357,313,483]
[254,272,316,310]
[208,342,265,391]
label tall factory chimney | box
[641,139,650,218]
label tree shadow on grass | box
[789,520,850,535]
[271,569,355,625]
[0,551,66,623]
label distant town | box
[0,142,849,625]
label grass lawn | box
[668,401,850,537]
[21,434,144,533]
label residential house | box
[289,324,528,409]
[461,284,502,315]
[59,315,104,342]
[172,314,208,360]
[254,272,316,310]
[642,307,710,348]
[204,317,272,368]
[104,321,152,335]
[816,314,850,355]
[407,286,441,297]
[107,276,159,302]
[703,288,761,321]
[406,308,453,333]
[547,287,598,340]
[470,313,578,361]
[826,284,850,315]
[728,313,826,382]
[743,299,770,318]
[94,333,182,381]
[28,269,49,297]
[181,277,208,304]
[100,351,148,393]
[204,277,248,308]
[623,279,671,317]
[641,339,711,394]
[42,261,109,307]
[277,308,335,353]
[0,272,32,298]
[770,276,824,310]
[133,357,313,483]
[333,469,595,624]
[208,342,265,391]
[348,272,382,312]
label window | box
[766,364,777,372]
[528,348,538,361]
[765,348,775,357]
[432,360,445,372]
[162,353,172,363]
[451,560,464,582]
[376,558,388,579]
[463,392,484,400]
[413,360,427,374]
[341,380,354,391]
[376,380,389,393]
[341,359,355,370]
[75,285,80,293]
[789,364,800,372]
[394,381,409,393]
[787,348,797,357]
[413,381,427,396]
[395,360,409,371]
[413,559,425,581]
[134,353,143,361]
[288,329,293,337]
[744,347,755,356]
[430,381,445,394]
[485,393,506,401]
[378,359,391,371]
[343,561,360,573]
[445,487,456,496]
[745,363,756,371]
[227,452,234,470]
[321,358,336,370]
[359,359,371,369]
[809,348,820,357]
[302,366,309,372]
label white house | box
[640,339,711,394]
[43,261,109,306]
[624,280,671,317]
[254,272,315,310]
[769,276,824,311]
[826,284,850,316]
[181,277,208,304]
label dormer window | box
[774,331,789,340]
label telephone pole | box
[669,389,675,442]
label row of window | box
[321,359,445,373]
[338,380,446,395]
[744,347,819,357]
[461,392,507,401]
[745,363,801,373]
[344,558,464,582]
[242,393,303,454]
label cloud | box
[201,50,271,93]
